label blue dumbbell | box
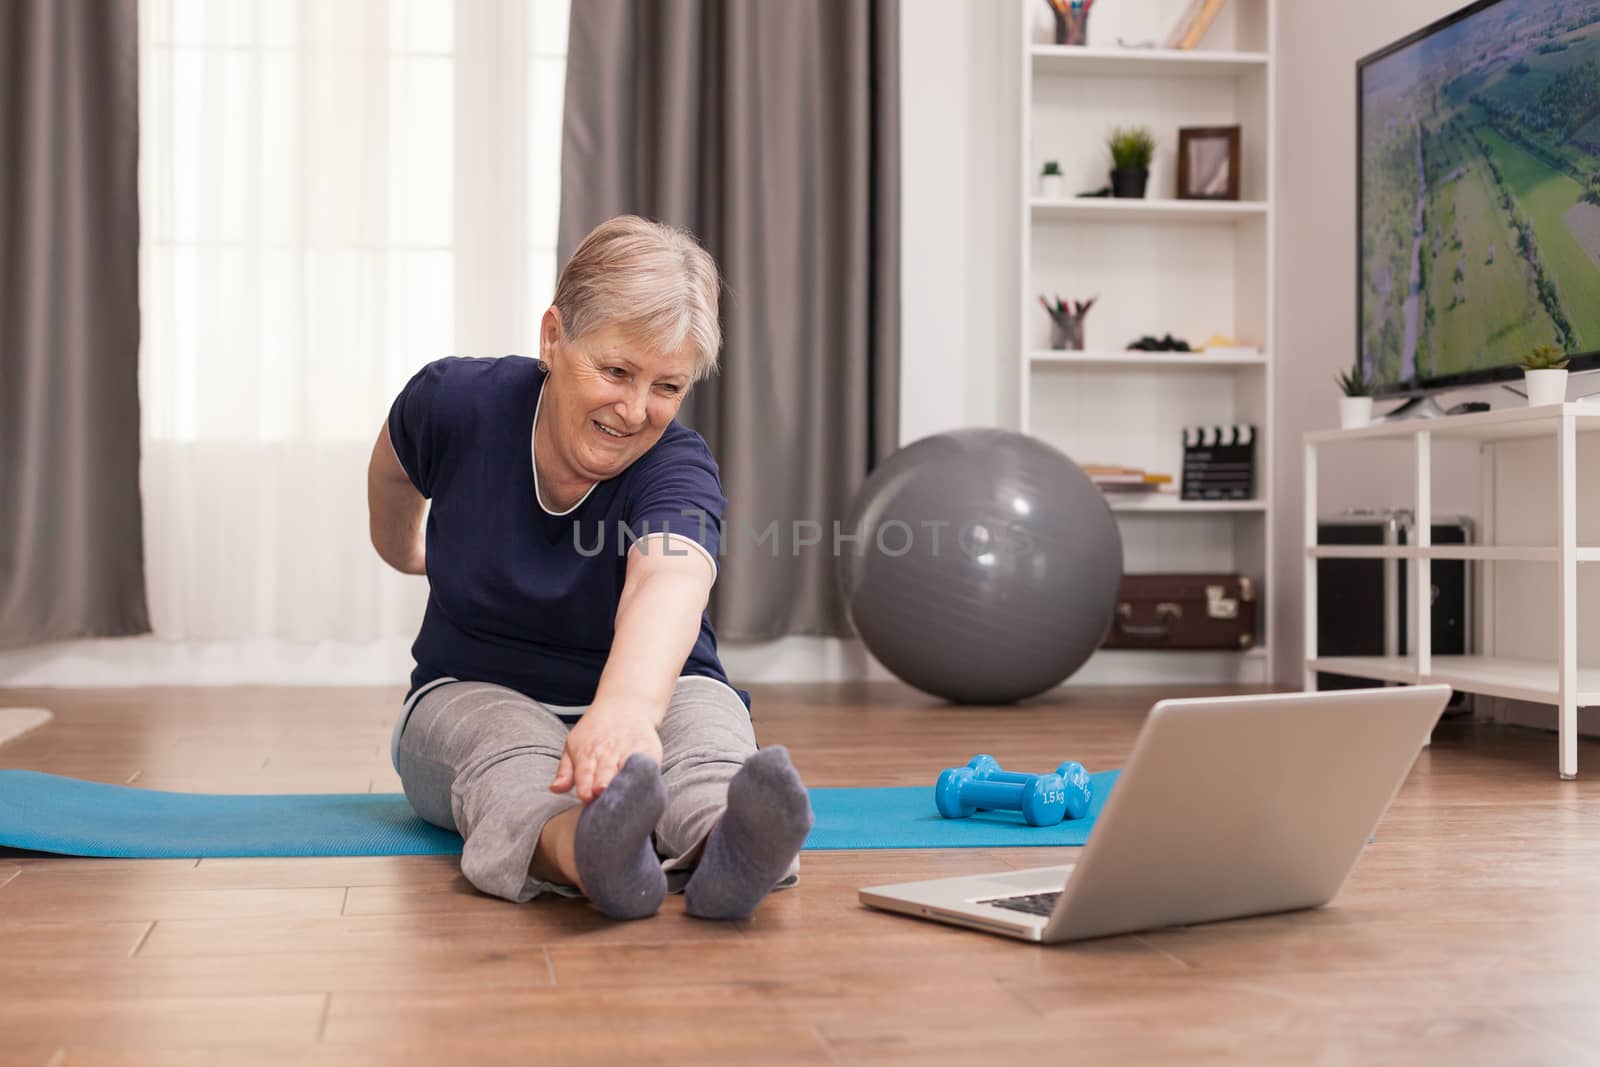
[966,754,1094,820]
[935,766,1069,826]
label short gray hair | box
[552,216,723,382]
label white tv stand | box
[1374,395,1452,421]
[1303,403,1600,778]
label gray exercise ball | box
[836,428,1124,704]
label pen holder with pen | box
[1047,0,1092,46]
[1039,293,1095,351]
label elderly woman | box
[367,216,811,920]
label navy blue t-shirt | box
[387,355,747,711]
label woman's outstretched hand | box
[551,706,664,803]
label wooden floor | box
[2,683,1600,1066]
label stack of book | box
[1084,465,1176,496]
[1180,425,1256,501]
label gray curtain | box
[0,0,148,647]
[560,0,900,640]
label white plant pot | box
[1338,395,1373,429]
[1524,368,1568,406]
[1039,173,1065,200]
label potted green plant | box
[1521,343,1569,406]
[1039,160,1064,200]
[1108,126,1155,199]
[1335,364,1373,428]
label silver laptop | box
[859,685,1450,943]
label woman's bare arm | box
[596,537,715,723]
[550,536,716,801]
[367,423,428,576]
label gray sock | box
[684,746,813,920]
[573,754,668,921]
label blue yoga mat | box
[0,769,1119,859]
[805,771,1119,850]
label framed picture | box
[1177,125,1241,200]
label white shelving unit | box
[1303,404,1600,779]
[1030,44,1269,78]
[1108,497,1267,514]
[1028,350,1269,368]
[1019,0,1276,685]
[1030,197,1269,224]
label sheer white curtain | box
[138,0,569,641]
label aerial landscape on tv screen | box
[1362,0,1600,387]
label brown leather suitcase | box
[1101,573,1258,651]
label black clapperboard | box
[1181,425,1256,501]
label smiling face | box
[534,308,697,497]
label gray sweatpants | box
[394,675,799,904]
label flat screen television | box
[1359,0,1600,407]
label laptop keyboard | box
[976,890,1061,917]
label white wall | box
[899,0,1021,442]
[1274,0,1471,680]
